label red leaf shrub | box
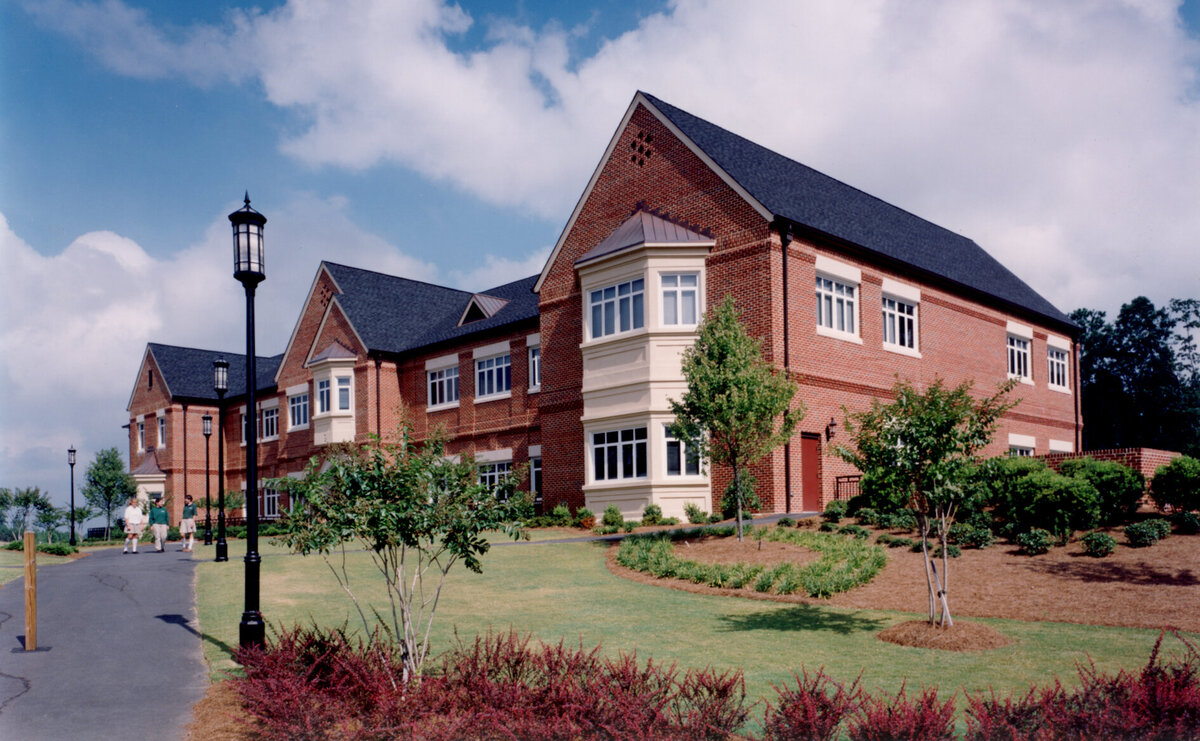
[762,667,862,741]
[845,683,956,741]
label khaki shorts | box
[125,523,144,536]
[180,518,196,534]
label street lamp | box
[214,357,229,562]
[230,193,267,650]
[68,446,77,547]
[202,414,213,546]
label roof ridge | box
[322,260,470,297]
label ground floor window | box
[665,427,702,476]
[592,427,647,481]
[530,457,542,503]
[479,461,513,499]
[1008,446,1034,458]
[260,487,279,519]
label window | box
[882,296,917,350]
[261,407,278,440]
[1048,348,1069,390]
[317,379,331,414]
[261,487,279,519]
[1008,446,1033,458]
[158,416,166,446]
[592,427,648,481]
[476,354,511,399]
[137,422,145,451]
[478,461,513,499]
[662,273,698,326]
[1007,336,1030,380]
[337,376,351,411]
[528,346,541,390]
[665,427,701,476]
[816,276,857,335]
[289,393,309,429]
[590,278,644,339]
[530,457,542,503]
[428,366,459,407]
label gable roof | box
[576,209,715,267]
[459,293,510,325]
[536,91,1073,331]
[321,262,539,356]
[128,343,281,409]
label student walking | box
[149,496,170,553]
[179,495,197,552]
[123,497,144,554]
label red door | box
[801,433,821,512]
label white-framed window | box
[158,416,166,447]
[428,366,459,408]
[337,376,351,411]
[528,346,541,391]
[241,412,248,443]
[590,278,644,339]
[592,427,648,481]
[1008,433,1035,457]
[882,296,917,351]
[137,422,145,451]
[476,354,511,399]
[1007,335,1031,380]
[816,275,858,336]
[289,393,310,429]
[530,457,542,502]
[661,273,699,326]
[1048,348,1069,390]
[260,407,278,440]
[1008,446,1033,458]
[665,426,702,476]
[260,486,279,519]
[317,379,331,414]
[478,461,513,499]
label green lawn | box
[195,535,1195,707]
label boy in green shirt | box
[149,496,169,553]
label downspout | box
[374,355,383,440]
[1073,339,1082,453]
[182,403,189,505]
[775,219,793,513]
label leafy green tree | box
[1150,455,1200,513]
[274,428,529,684]
[9,487,52,534]
[82,448,137,540]
[0,488,12,540]
[835,377,1016,627]
[669,296,801,541]
[35,505,67,544]
[70,504,100,541]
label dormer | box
[458,293,510,326]
[307,341,357,445]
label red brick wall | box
[1040,448,1183,487]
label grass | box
[194,533,1197,709]
[0,546,82,586]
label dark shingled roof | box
[322,262,539,355]
[641,92,1074,329]
[145,343,280,402]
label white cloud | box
[448,246,552,291]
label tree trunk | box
[917,511,936,624]
[734,464,743,542]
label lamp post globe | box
[229,193,267,651]
[213,357,229,563]
[68,446,77,547]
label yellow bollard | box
[24,531,36,651]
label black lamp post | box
[214,357,229,562]
[68,446,77,547]
[230,193,267,650]
[202,414,213,546]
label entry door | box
[801,433,821,512]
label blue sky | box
[2,0,1199,516]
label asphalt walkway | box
[0,546,209,740]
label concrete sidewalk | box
[0,546,210,740]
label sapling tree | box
[82,448,137,540]
[835,377,1016,627]
[669,295,801,541]
[9,487,52,534]
[274,427,529,684]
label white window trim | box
[427,366,460,412]
[1049,439,1074,453]
[881,292,921,358]
[472,340,511,359]
[660,272,701,328]
[475,447,513,464]
[587,277,647,341]
[664,425,704,478]
[474,353,512,403]
[1047,347,1071,394]
[1008,433,1036,449]
[589,426,649,483]
[815,272,862,344]
[1006,334,1034,385]
[527,444,542,457]
[137,421,145,452]
[287,391,310,431]
[815,255,861,285]
[425,352,458,371]
[527,343,541,393]
[335,376,353,412]
[260,406,280,442]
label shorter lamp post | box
[202,414,213,546]
[68,446,77,547]
[214,357,229,562]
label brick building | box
[125,91,1080,525]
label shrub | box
[957,527,994,549]
[3,540,22,551]
[1017,528,1054,555]
[641,503,664,526]
[823,500,847,523]
[875,533,893,546]
[549,502,573,526]
[933,544,962,559]
[879,510,918,531]
[948,522,974,543]
[1148,518,1172,540]
[622,522,636,533]
[37,542,77,556]
[683,502,708,524]
[886,537,915,549]
[777,517,795,528]
[707,513,724,524]
[854,508,879,526]
[592,525,620,535]
[819,522,837,533]
[838,524,869,539]
[1175,511,1200,535]
[601,504,624,528]
[1126,520,1163,548]
[1081,531,1118,557]
[846,684,956,741]
[763,667,862,741]
[1002,469,1101,542]
[1059,457,1146,526]
[659,517,680,526]
[1151,455,1200,513]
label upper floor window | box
[528,346,541,390]
[478,461,513,499]
[882,296,917,350]
[337,376,352,411]
[665,427,702,476]
[530,457,542,503]
[428,366,460,408]
[1048,348,1069,390]
[662,273,698,326]
[1007,335,1030,380]
[158,416,166,446]
[317,379,331,414]
[592,427,647,481]
[260,407,279,440]
[590,278,644,339]
[289,393,310,429]
[476,354,511,399]
[816,275,857,336]
[137,422,145,451]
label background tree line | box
[1072,296,1199,456]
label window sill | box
[882,343,922,359]
[261,435,279,443]
[528,385,541,394]
[816,325,863,344]
[313,410,354,419]
[475,391,513,405]
[1048,384,1072,395]
[427,402,460,413]
[288,424,309,432]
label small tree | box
[275,427,529,685]
[0,488,12,540]
[835,377,1016,627]
[35,504,66,543]
[669,296,802,541]
[82,448,137,540]
[9,487,52,534]
[1151,455,1200,513]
